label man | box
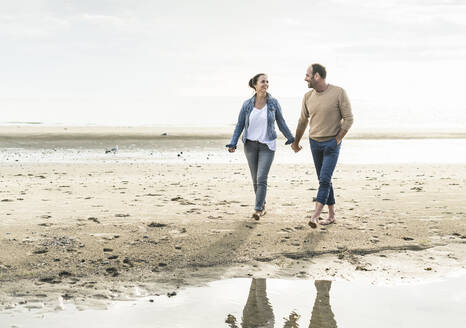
[291,64,353,228]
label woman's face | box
[254,75,269,93]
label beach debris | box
[355,265,370,271]
[123,257,134,267]
[90,233,119,241]
[39,276,62,284]
[161,132,168,136]
[59,271,72,277]
[148,222,167,228]
[402,237,414,241]
[105,267,119,277]
[105,145,118,154]
[40,236,78,248]
[88,217,100,224]
[255,256,273,262]
[93,294,109,300]
[170,196,194,205]
[33,248,48,254]
[115,213,130,217]
[167,291,177,297]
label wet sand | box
[1,160,465,310]
[1,125,466,141]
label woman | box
[226,73,295,220]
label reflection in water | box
[283,312,300,328]
[242,279,275,328]
[225,279,274,328]
[309,280,337,328]
[226,279,337,328]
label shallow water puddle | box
[1,275,465,327]
[2,139,466,164]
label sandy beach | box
[1,139,465,311]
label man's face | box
[304,67,315,89]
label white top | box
[246,105,276,151]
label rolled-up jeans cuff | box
[316,197,327,204]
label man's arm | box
[335,129,348,144]
[336,88,353,144]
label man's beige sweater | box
[297,84,354,142]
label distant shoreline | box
[0,125,465,140]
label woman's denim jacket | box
[226,93,295,149]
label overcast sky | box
[1,0,465,128]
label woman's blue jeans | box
[244,140,275,211]
[309,138,341,205]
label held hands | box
[228,147,236,153]
[290,142,302,153]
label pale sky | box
[1,0,466,129]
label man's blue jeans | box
[244,140,275,211]
[309,138,341,205]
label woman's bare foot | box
[260,205,267,217]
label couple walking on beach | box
[226,64,354,228]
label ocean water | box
[1,138,465,165]
[1,96,466,132]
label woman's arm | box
[274,99,295,145]
[226,102,247,149]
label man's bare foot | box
[252,211,261,220]
[308,216,319,229]
[319,216,335,225]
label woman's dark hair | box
[248,73,266,90]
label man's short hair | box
[312,63,327,79]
